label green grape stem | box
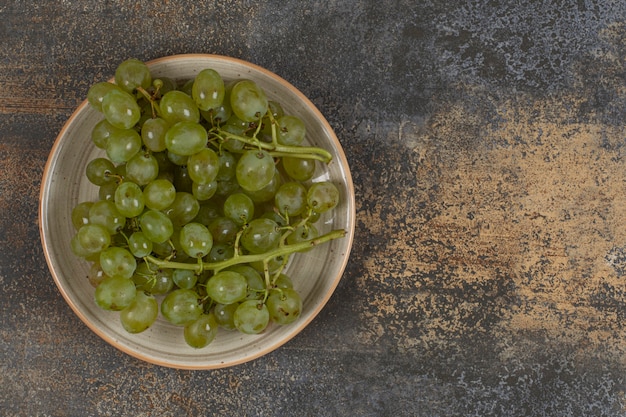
[145,229,345,274]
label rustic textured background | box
[3,0,626,415]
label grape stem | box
[144,229,346,274]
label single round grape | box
[216,150,237,181]
[275,181,307,217]
[87,82,122,112]
[76,224,111,254]
[94,275,136,311]
[201,98,232,125]
[165,121,208,156]
[163,192,200,227]
[273,273,294,289]
[266,288,302,325]
[133,263,174,295]
[86,157,117,186]
[173,269,197,290]
[128,231,153,258]
[187,148,219,185]
[120,291,158,334]
[214,302,239,329]
[125,152,159,186]
[71,201,93,230]
[141,117,169,152]
[87,260,106,288]
[71,234,93,258]
[89,200,126,234]
[143,178,176,210]
[206,271,248,305]
[159,90,200,124]
[206,243,235,263]
[106,127,142,164]
[98,182,118,202]
[101,88,141,130]
[184,313,219,348]
[223,192,254,226]
[92,119,124,149]
[307,181,340,213]
[234,300,270,334]
[114,181,145,218]
[99,246,137,279]
[243,167,281,203]
[208,216,239,245]
[281,157,316,182]
[140,209,174,243]
[286,223,319,251]
[240,218,281,254]
[227,265,265,300]
[236,150,275,192]
[230,79,268,122]
[276,115,306,146]
[115,58,152,94]
[179,222,213,258]
[192,68,225,111]
[161,289,203,326]
[192,180,217,201]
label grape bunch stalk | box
[70,58,345,348]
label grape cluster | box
[70,58,345,348]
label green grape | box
[226,265,265,300]
[163,192,200,227]
[155,77,177,96]
[236,150,275,192]
[114,181,145,218]
[192,200,221,225]
[94,275,136,311]
[184,313,219,348]
[286,223,318,251]
[101,88,141,130]
[125,152,159,186]
[167,151,189,167]
[141,117,169,152]
[172,269,197,290]
[276,115,306,146]
[275,181,307,217]
[250,255,290,276]
[192,180,217,201]
[159,90,200,124]
[266,288,302,325]
[179,78,195,96]
[208,216,238,245]
[240,218,281,254]
[99,246,137,279]
[120,291,158,333]
[307,181,340,213]
[153,151,175,177]
[165,121,208,156]
[216,150,237,181]
[281,156,316,182]
[243,167,281,203]
[87,82,122,112]
[223,192,254,226]
[71,201,93,230]
[187,148,219,185]
[86,157,117,186]
[71,234,93,258]
[192,68,225,111]
[87,260,106,288]
[140,209,174,243]
[215,178,241,197]
[169,228,191,262]
[179,222,213,258]
[98,182,118,202]
[259,100,285,141]
[234,300,270,334]
[128,231,153,258]
[115,58,152,94]
[106,127,142,164]
[133,263,174,295]
[143,178,176,210]
[230,79,268,122]
[89,200,126,234]
[273,273,294,289]
[161,288,203,326]
[214,302,239,329]
[206,243,235,263]
[76,224,111,254]
[91,119,124,149]
[205,271,247,305]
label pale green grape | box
[230,79,268,122]
[275,181,307,217]
[76,224,111,254]
[128,231,153,258]
[172,269,197,290]
[140,209,174,243]
[86,157,116,186]
[236,150,275,192]
[286,223,318,251]
[114,181,145,218]
[87,82,122,112]
[120,291,158,333]
[234,300,270,334]
[143,178,176,210]
[101,88,141,130]
[192,68,225,111]
[99,246,137,279]
[214,302,239,329]
[205,271,247,305]
[165,121,208,156]
[89,200,126,234]
[94,275,136,311]
[184,313,218,348]
[115,58,152,94]
[187,148,219,185]
[71,201,93,230]
[207,216,238,245]
[159,90,200,124]
[240,218,281,254]
[106,127,142,164]
[161,288,202,326]
[125,152,159,186]
[179,222,213,258]
[223,192,254,226]
[266,288,302,325]
[191,180,217,201]
[276,115,306,146]
[163,192,200,227]
[307,181,340,213]
[281,156,316,182]
[141,117,170,152]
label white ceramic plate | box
[39,54,355,369]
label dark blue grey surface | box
[2,1,626,416]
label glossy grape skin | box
[223,192,255,226]
[179,222,213,258]
[143,178,176,210]
[139,209,174,243]
[241,218,281,254]
[205,271,248,305]
[172,269,197,290]
[230,79,268,122]
[89,200,126,234]
[234,300,270,334]
[207,216,239,245]
[187,148,219,185]
[87,82,122,112]
[101,88,141,130]
[236,150,275,192]
[307,181,340,213]
[128,231,153,258]
[192,68,225,111]
[163,192,200,227]
[141,117,169,152]
[133,263,174,295]
[86,157,116,186]
[184,313,219,348]
[165,121,208,156]
[114,181,145,218]
[94,275,136,311]
[71,201,93,230]
[125,152,159,186]
[114,58,152,94]
[120,291,158,333]
[276,115,306,146]
[281,157,316,182]
[106,127,142,164]
[91,119,124,149]
[159,90,200,124]
[275,181,307,217]
[161,289,203,326]
[214,302,239,329]
[76,224,111,255]
[266,288,302,325]
[99,246,137,279]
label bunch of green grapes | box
[70,58,345,348]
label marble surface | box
[3,1,626,415]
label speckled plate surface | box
[39,54,355,369]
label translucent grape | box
[266,288,302,325]
[163,192,200,227]
[106,127,142,164]
[76,224,111,254]
[205,271,248,305]
[234,300,270,334]
[141,117,169,152]
[173,269,197,290]
[120,291,158,333]
[223,192,254,226]
[114,181,145,218]
[281,156,316,182]
[89,200,126,234]
[99,246,137,279]
[307,181,340,213]
[86,157,116,186]
[115,58,152,94]
[214,302,239,329]
[236,150,275,192]
[94,275,136,311]
[179,222,213,258]
[87,82,122,112]
[207,216,239,245]
[101,88,141,130]
[276,115,306,146]
[165,121,208,156]
[128,231,153,258]
[192,180,217,201]
[230,79,268,122]
[143,178,176,210]
[275,181,307,217]
[187,148,219,185]
[71,201,93,230]
[161,289,202,326]
[192,68,225,111]
[140,209,174,243]
[184,313,219,348]
[159,90,200,124]
[240,218,281,254]
[91,119,124,149]
[125,152,159,186]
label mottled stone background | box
[2,1,626,416]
